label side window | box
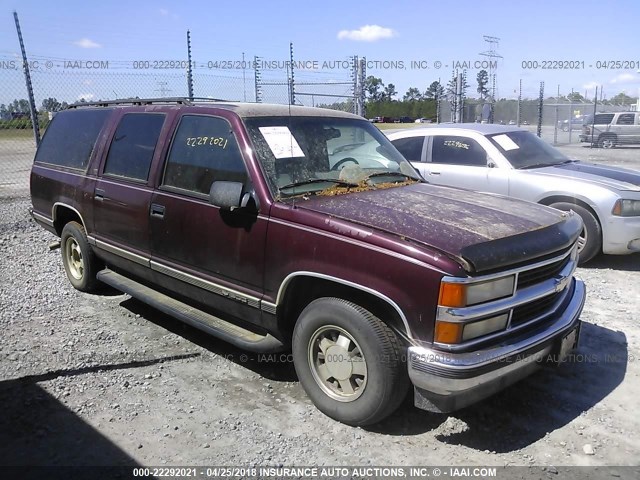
[431,136,487,166]
[594,113,615,125]
[34,109,112,169]
[391,136,425,162]
[163,115,246,195]
[616,114,636,125]
[103,113,165,181]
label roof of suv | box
[70,98,362,120]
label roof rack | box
[68,97,235,108]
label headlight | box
[612,199,640,217]
[438,275,515,308]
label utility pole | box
[186,30,194,100]
[242,52,246,102]
[13,11,40,147]
[254,56,262,103]
[289,42,295,105]
[480,35,502,123]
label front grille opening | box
[517,255,570,289]
[510,292,562,327]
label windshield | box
[487,130,571,169]
[243,116,421,198]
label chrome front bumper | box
[408,279,586,413]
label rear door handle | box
[428,170,441,175]
[150,203,166,218]
[95,188,105,201]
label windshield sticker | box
[259,126,305,159]
[443,140,469,150]
[493,134,520,151]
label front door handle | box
[428,170,441,175]
[150,203,165,219]
[95,188,105,201]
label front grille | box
[517,255,570,289]
[510,292,562,327]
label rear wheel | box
[292,297,409,426]
[549,202,601,265]
[61,221,101,292]
[598,135,616,149]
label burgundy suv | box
[30,99,585,426]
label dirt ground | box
[0,139,639,478]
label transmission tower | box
[479,35,502,122]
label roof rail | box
[67,97,237,109]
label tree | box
[567,92,585,103]
[6,99,30,113]
[403,87,422,102]
[365,76,385,102]
[384,83,397,101]
[424,81,444,100]
[609,92,636,105]
[41,97,62,112]
[476,70,489,100]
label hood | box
[297,183,581,273]
[533,162,640,192]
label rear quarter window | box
[34,109,112,169]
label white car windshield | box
[243,116,421,197]
[487,130,572,169]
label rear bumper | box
[408,279,586,413]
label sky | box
[1,0,639,106]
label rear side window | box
[391,136,425,162]
[163,115,246,195]
[616,113,636,125]
[431,135,486,166]
[593,113,615,125]
[103,113,165,181]
[34,109,112,169]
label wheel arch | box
[275,272,413,345]
[538,195,602,227]
[52,203,87,236]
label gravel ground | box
[0,141,639,478]
[0,195,639,477]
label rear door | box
[93,112,167,270]
[612,113,640,145]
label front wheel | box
[292,297,409,426]
[549,202,601,265]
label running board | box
[97,269,284,353]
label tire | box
[549,202,601,265]
[61,221,101,292]
[292,297,409,426]
[598,135,616,149]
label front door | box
[149,114,268,321]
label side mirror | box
[487,157,497,168]
[209,181,247,210]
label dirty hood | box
[297,183,581,273]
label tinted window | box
[617,114,636,125]
[392,136,425,162]
[163,115,246,194]
[34,109,111,169]
[594,113,615,125]
[103,113,165,181]
[431,136,486,166]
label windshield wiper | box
[519,162,559,170]
[278,178,359,195]
[365,171,421,181]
